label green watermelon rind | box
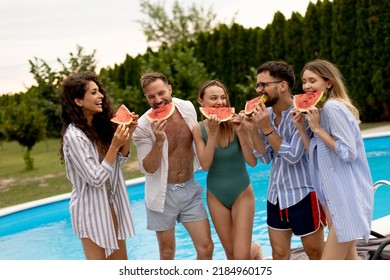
[199,107,235,122]
[111,104,134,125]
[293,91,327,112]
[244,95,268,115]
[146,102,176,122]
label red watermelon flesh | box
[146,102,175,122]
[199,107,235,122]
[111,104,133,125]
[293,91,327,112]
[244,95,268,115]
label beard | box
[264,95,278,107]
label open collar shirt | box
[253,103,314,210]
[132,97,200,213]
[63,123,135,257]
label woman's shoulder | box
[322,99,356,122]
[64,124,87,140]
[323,99,348,113]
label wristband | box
[264,129,274,136]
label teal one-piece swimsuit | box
[199,122,250,209]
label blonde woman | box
[192,80,262,260]
[291,59,374,259]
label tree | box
[284,12,305,94]
[367,0,390,120]
[268,12,286,60]
[137,0,217,46]
[302,2,321,61]
[331,0,358,79]
[350,0,373,119]
[1,92,46,170]
[28,45,97,137]
[141,43,210,107]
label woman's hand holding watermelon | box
[235,110,257,135]
[206,113,220,138]
[290,108,306,133]
[305,106,321,134]
[112,123,131,150]
[231,112,247,133]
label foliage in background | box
[137,0,218,46]
[104,0,390,121]
[0,92,46,170]
[27,45,97,138]
[0,0,389,168]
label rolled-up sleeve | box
[64,129,112,188]
[326,101,357,162]
[132,120,157,175]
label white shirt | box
[63,124,135,257]
[132,97,200,212]
[309,99,374,242]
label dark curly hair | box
[59,71,116,163]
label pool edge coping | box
[0,177,146,217]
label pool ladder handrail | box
[371,180,390,260]
[373,180,390,192]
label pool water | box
[0,136,389,260]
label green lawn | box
[0,139,142,208]
[1,122,389,209]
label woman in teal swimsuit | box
[192,80,263,260]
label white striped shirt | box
[309,99,374,242]
[253,103,314,209]
[63,124,135,257]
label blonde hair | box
[198,80,234,148]
[301,59,360,121]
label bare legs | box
[207,186,262,260]
[321,205,360,260]
[156,219,214,260]
[81,205,127,260]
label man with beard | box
[239,61,326,260]
[132,72,213,260]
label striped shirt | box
[253,103,314,209]
[63,124,135,257]
[309,99,374,242]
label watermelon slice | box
[111,104,134,125]
[146,102,175,122]
[293,91,327,113]
[244,95,268,115]
[199,107,235,122]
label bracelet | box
[264,129,274,136]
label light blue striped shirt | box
[254,103,314,209]
[309,99,373,242]
[63,124,135,257]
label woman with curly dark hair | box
[60,71,138,259]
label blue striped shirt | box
[309,99,373,242]
[253,103,314,209]
[63,124,135,257]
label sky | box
[0,0,317,95]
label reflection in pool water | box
[0,135,389,260]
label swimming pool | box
[1,134,389,260]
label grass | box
[0,138,142,208]
[1,121,389,209]
[359,121,390,131]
